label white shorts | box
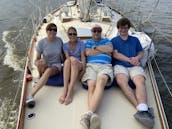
[82,63,114,86]
[113,65,146,79]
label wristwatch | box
[93,46,97,50]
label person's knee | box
[44,68,52,75]
[133,75,145,85]
[97,74,108,82]
[64,58,71,65]
[70,57,78,66]
[36,59,46,67]
[116,76,128,86]
[87,80,96,86]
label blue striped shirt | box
[85,38,112,64]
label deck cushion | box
[113,79,136,89]
[82,79,135,90]
[46,71,64,86]
[82,83,112,90]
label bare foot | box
[59,96,65,104]
[64,97,72,105]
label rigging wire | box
[3,0,49,127]
[141,0,172,98]
[133,0,172,97]
[141,0,160,25]
[3,75,22,129]
[153,57,172,97]
[3,16,33,129]
[147,20,172,44]
[3,0,61,126]
[108,0,172,98]
[136,0,172,44]
[139,0,172,97]
[27,0,46,14]
[2,0,172,127]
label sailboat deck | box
[17,2,169,129]
[23,67,162,129]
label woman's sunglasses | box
[68,33,77,36]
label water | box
[0,0,172,129]
[0,0,67,128]
[108,1,172,128]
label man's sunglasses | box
[47,28,57,32]
[92,29,102,33]
[68,33,77,36]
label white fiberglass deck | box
[23,68,162,129]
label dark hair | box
[46,23,57,31]
[117,17,131,29]
[67,26,77,34]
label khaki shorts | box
[81,63,113,86]
[114,65,146,79]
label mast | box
[78,0,96,22]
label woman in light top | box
[26,23,63,107]
[59,27,86,105]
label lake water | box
[0,0,172,129]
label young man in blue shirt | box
[80,25,113,129]
[111,18,154,128]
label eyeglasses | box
[68,33,77,36]
[119,26,129,30]
[47,28,57,32]
[92,30,102,33]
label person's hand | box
[130,57,140,66]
